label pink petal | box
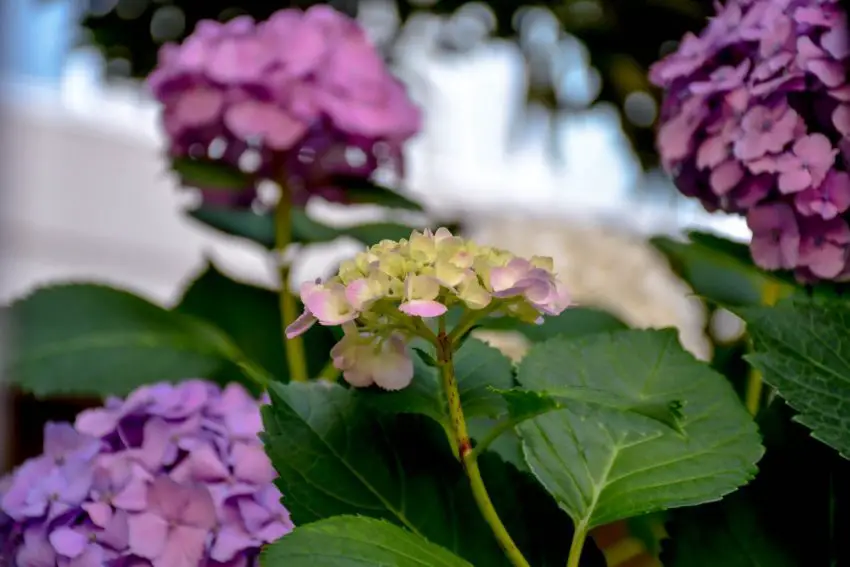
[808,60,846,88]
[83,502,113,527]
[127,512,169,560]
[398,300,448,318]
[182,444,230,482]
[779,169,813,194]
[833,105,850,138]
[709,161,744,195]
[112,474,149,512]
[153,526,209,567]
[68,546,105,567]
[285,309,317,338]
[344,279,372,310]
[696,134,729,169]
[171,89,224,129]
[211,524,257,563]
[342,368,375,388]
[206,37,274,83]
[75,408,120,437]
[232,443,276,485]
[225,101,308,150]
[49,527,88,558]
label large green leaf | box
[187,205,416,249]
[515,329,763,530]
[261,516,473,567]
[447,306,628,342]
[496,387,684,434]
[734,298,850,459]
[262,382,604,566]
[175,263,337,383]
[651,232,795,307]
[360,338,515,434]
[4,284,238,397]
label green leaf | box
[175,262,337,383]
[734,298,850,459]
[470,307,628,342]
[496,387,685,434]
[260,516,473,567]
[262,382,604,567]
[4,284,237,397]
[171,157,251,190]
[188,205,416,249]
[515,329,763,529]
[188,206,275,248]
[335,177,424,211]
[360,338,515,431]
[651,232,795,307]
[662,401,838,566]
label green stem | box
[447,303,500,343]
[466,418,517,462]
[317,358,341,382]
[744,280,783,415]
[276,182,309,383]
[566,523,589,567]
[437,318,530,567]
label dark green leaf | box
[188,206,275,248]
[189,205,417,249]
[470,307,628,342]
[515,329,763,529]
[662,401,839,566]
[4,284,237,397]
[651,232,795,307]
[175,262,337,384]
[496,387,685,434]
[360,338,515,433]
[260,516,473,567]
[734,298,850,459]
[262,382,605,566]
[412,347,438,368]
[171,157,251,190]
[335,177,424,211]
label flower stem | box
[275,182,309,383]
[744,280,783,415]
[566,523,589,567]
[436,318,530,567]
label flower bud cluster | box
[286,228,569,390]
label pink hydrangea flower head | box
[285,228,570,390]
[651,0,850,281]
[148,6,421,209]
[0,381,292,566]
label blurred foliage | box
[80,0,713,170]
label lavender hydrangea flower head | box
[650,0,850,281]
[0,381,291,566]
[148,6,421,207]
[286,228,570,390]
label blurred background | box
[0,0,753,504]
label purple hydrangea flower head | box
[0,381,292,566]
[651,0,850,281]
[148,6,421,208]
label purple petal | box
[49,527,88,558]
[285,309,317,338]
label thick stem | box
[744,280,783,415]
[566,524,589,567]
[276,182,309,383]
[436,319,530,567]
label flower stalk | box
[566,523,589,567]
[436,318,530,567]
[276,181,309,383]
[745,280,784,415]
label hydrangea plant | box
[2,2,848,567]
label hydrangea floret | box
[286,228,570,390]
[148,5,421,207]
[0,381,291,567]
[650,0,850,281]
